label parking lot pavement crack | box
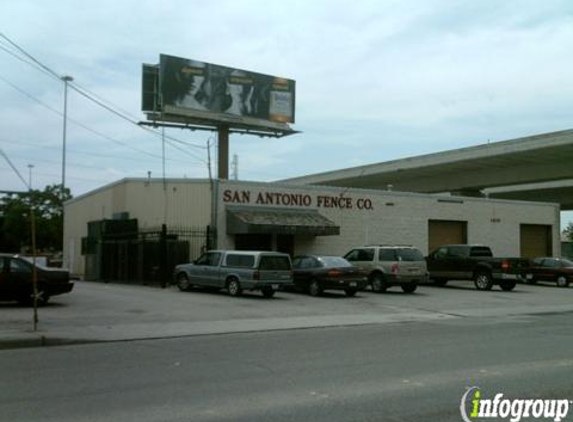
[380,305,466,319]
[407,308,466,318]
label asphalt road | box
[2,311,573,422]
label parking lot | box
[2,279,573,349]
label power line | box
[0,166,208,185]
[0,138,203,166]
[0,148,29,189]
[0,166,111,184]
[0,72,158,159]
[71,82,210,158]
[0,73,206,164]
[0,32,209,159]
[4,152,107,171]
[0,32,61,80]
[67,81,207,150]
[70,80,143,122]
[68,81,209,155]
[0,42,59,82]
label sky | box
[1,0,572,226]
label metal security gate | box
[520,224,552,258]
[428,220,468,253]
[83,222,216,285]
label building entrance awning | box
[226,206,340,236]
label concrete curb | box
[0,311,457,350]
[4,303,573,351]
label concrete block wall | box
[65,178,559,275]
[217,180,559,257]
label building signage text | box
[222,189,373,210]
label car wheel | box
[262,288,275,298]
[500,281,516,291]
[308,280,323,297]
[433,278,448,287]
[344,288,357,297]
[176,273,192,292]
[556,276,569,288]
[227,278,242,297]
[401,283,417,294]
[370,273,387,293]
[474,272,493,291]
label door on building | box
[276,235,295,257]
[520,224,552,258]
[428,220,468,253]
[235,234,272,251]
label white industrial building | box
[64,178,559,277]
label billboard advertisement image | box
[157,54,295,124]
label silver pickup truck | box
[174,250,293,298]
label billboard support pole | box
[218,125,229,180]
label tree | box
[0,184,72,253]
[564,222,573,242]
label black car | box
[0,254,74,305]
[292,255,368,297]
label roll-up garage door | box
[428,220,467,253]
[520,224,552,258]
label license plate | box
[526,274,533,280]
[272,284,280,290]
[349,282,357,287]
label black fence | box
[83,224,215,286]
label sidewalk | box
[2,280,573,350]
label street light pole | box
[27,164,34,190]
[61,75,73,202]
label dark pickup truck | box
[426,244,530,291]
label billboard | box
[145,54,295,126]
[141,63,159,112]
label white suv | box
[343,245,427,293]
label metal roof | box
[284,129,573,210]
[226,206,340,236]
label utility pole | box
[218,125,229,179]
[231,154,239,180]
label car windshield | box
[317,256,352,268]
[561,259,573,267]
